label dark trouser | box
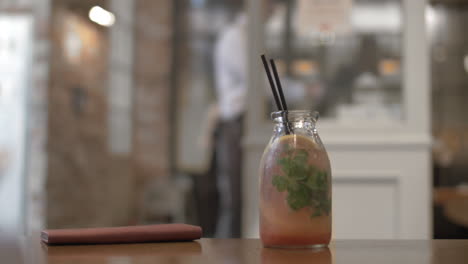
[215,115,243,238]
[194,152,219,237]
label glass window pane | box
[263,0,403,123]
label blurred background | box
[0,0,466,239]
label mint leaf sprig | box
[272,148,330,217]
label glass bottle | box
[259,110,332,248]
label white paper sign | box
[295,0,353,35]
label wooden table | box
[1,236,468,263]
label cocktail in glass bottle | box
[259,110,332,248]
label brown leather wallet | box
[41,224,202,245]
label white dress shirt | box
[214,14,247,121]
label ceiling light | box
[89,6,115,27]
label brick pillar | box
[45,0,174,227]
[132,0,172,219]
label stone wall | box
[0,0,174,230]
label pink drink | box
[259,111,332,248]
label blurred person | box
[213,2,247,238]
[213,0,312,238]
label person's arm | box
[197,103,219,150]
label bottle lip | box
[271,110,319,123]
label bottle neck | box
[274,120,316,135]
[271,111,319,135]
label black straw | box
[261,54,282,111]
[270,59,292,134]
[260,54,291,134]
[269,59,288,111]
